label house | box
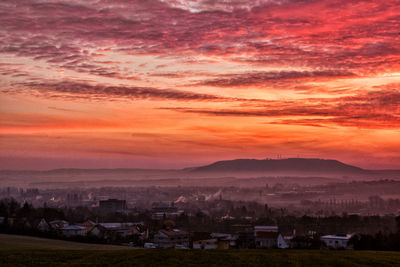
[193,232,238,249]
[320,234,354,249]
[77,220,96,233]
[49,220,69,230]
[191,232,212,249]
[88,222,143,241]
[154,229,189,248]
[254,226,278,233]
[217,238,230,249]
[37,218,51,232]
[210,233,238,249]
[144,242,157,248]
[254,226,288,249]
[61,225,87,237]
[193,238,218,249]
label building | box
[154,229,189,248]
[99,199,127,212]
[89,222,143,240]
[36,218,50,232]
[193,238,218,249]
[192,232,238,249]
[210,233,237,249]
[254,226,278,234]
[77,220,96,233]
[151,202,183,220]
[49,220,69,230]
[320,234,354,249]
[254,226,288,249]
[61,225,87,237]
[191,232,212,249]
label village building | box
[320,234,354,249]
[254,226,288,249]
[154,229,189,248]
[192,232,238,249]
[37,218,51,232]
[193,238,219,249]
[77,220,96,233]
[49,220,69,230]
[88,222,142,241]
[210,233,237,249]
[61,225,87,237]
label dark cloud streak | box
[161,88,400,128]
[17,81,228,102]
[193,70,356,87]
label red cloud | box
[0,0,398,74]
[193,70,356,87]
[161,86,400,129]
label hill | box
[1,158,400,186]
[190,158,367,175]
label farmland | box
[1,234,400,266]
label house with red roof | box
[254,226,288,249]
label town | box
[1,188,400,250]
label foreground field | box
[0,234,131,250]
[1,235,400,266]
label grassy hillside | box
[1,234,400,266]
[0,234,131,250]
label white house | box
[254,226,288,249]
[320,234,354,249]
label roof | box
[62,225,86,230]
[159,229,188,236]
[211,233,233,239]
[255,232,280,239]
[320,234,353,240]
[50,220,68,224]
[78,220,96,227]
[192,232,211,241]
[254,226,278,231]
[98,222,142,229]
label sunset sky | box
[1,0,400,170]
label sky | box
[0,0,400,170]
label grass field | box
[0,234,131,250]
[1,234,400,266]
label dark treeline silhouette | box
[1,197,400,250]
